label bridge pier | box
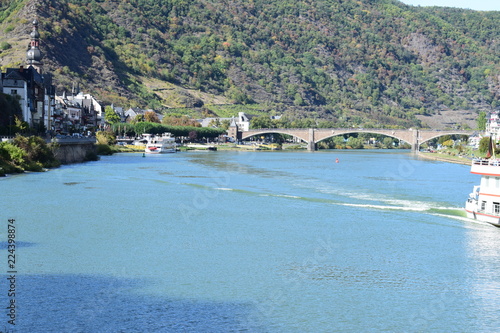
[307,129,316,151]
[411,129,419,153]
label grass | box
[418,146,482,165]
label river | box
[1,149,499,332]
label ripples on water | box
[1,150,499,332]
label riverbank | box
[109,142,477,166]
[418,152,471,165]
[114,142,304,152]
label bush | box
[12,135,60,168]
[0,142,25,165]
[0,135,60,173]
[96,130,117,145]
[96,144,114,155]
[84,150,100,161]
[0,41,11,50]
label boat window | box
[482,177,490,188]
[481,201,487,211]
[495,202,500,214]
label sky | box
[400,0,499,11]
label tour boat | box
[144,133,176,153]
[465,158,500,227]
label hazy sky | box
[400,0,499,11]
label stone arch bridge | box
[240,128,475,151]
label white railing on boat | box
[472,159,500,166]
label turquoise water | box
[1,150,500,332]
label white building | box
[468,134,483,149]
[2,69,30,124]
[486,111,500,136]
[198,112,252,131]
[236,112,250,131]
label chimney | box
[19,65,24,72]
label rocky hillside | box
[1,0,500,128]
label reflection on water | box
[466,226,500,330]
[12,275,267,332]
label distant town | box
[2,19,499,155]
[0,19,254,141]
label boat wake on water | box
[339,202,475,222]
[185,183,479,225]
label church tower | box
[26,19,43,73]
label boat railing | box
[472,158,500,166]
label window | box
[10,89,17,95]
[481,201,487,211]
[494,202,500,214]
[482,176,490,188]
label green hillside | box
[1,0,499,128]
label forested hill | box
[1,0,500,128]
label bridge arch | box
[418,131,471,148]
[315,131,409,146]
[241,129,310,143]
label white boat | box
[465,158,500,227]
[144,133,176,153]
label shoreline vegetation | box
[0,135,60,177]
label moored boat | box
[144,133,176,153]
[465,158,500,227]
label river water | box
[1,149,499,332]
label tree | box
[133,114,145,123]
[442,139,454,148]
[438,135,452,145]
[226,86,252,104]
[250,116,272,129]
[208,118,221,128]
[477,111,487,131]
[220,119,231,130]
[96,130,117,145]
[14,117,29,135]
[383,137,394,148]
[479,136,491,154]
[144,111,160,123]
[333,136,345,148]
[0,93,22,135]
[104,106,121,124]
[347,136,364,149]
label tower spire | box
[26,18,43,73]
